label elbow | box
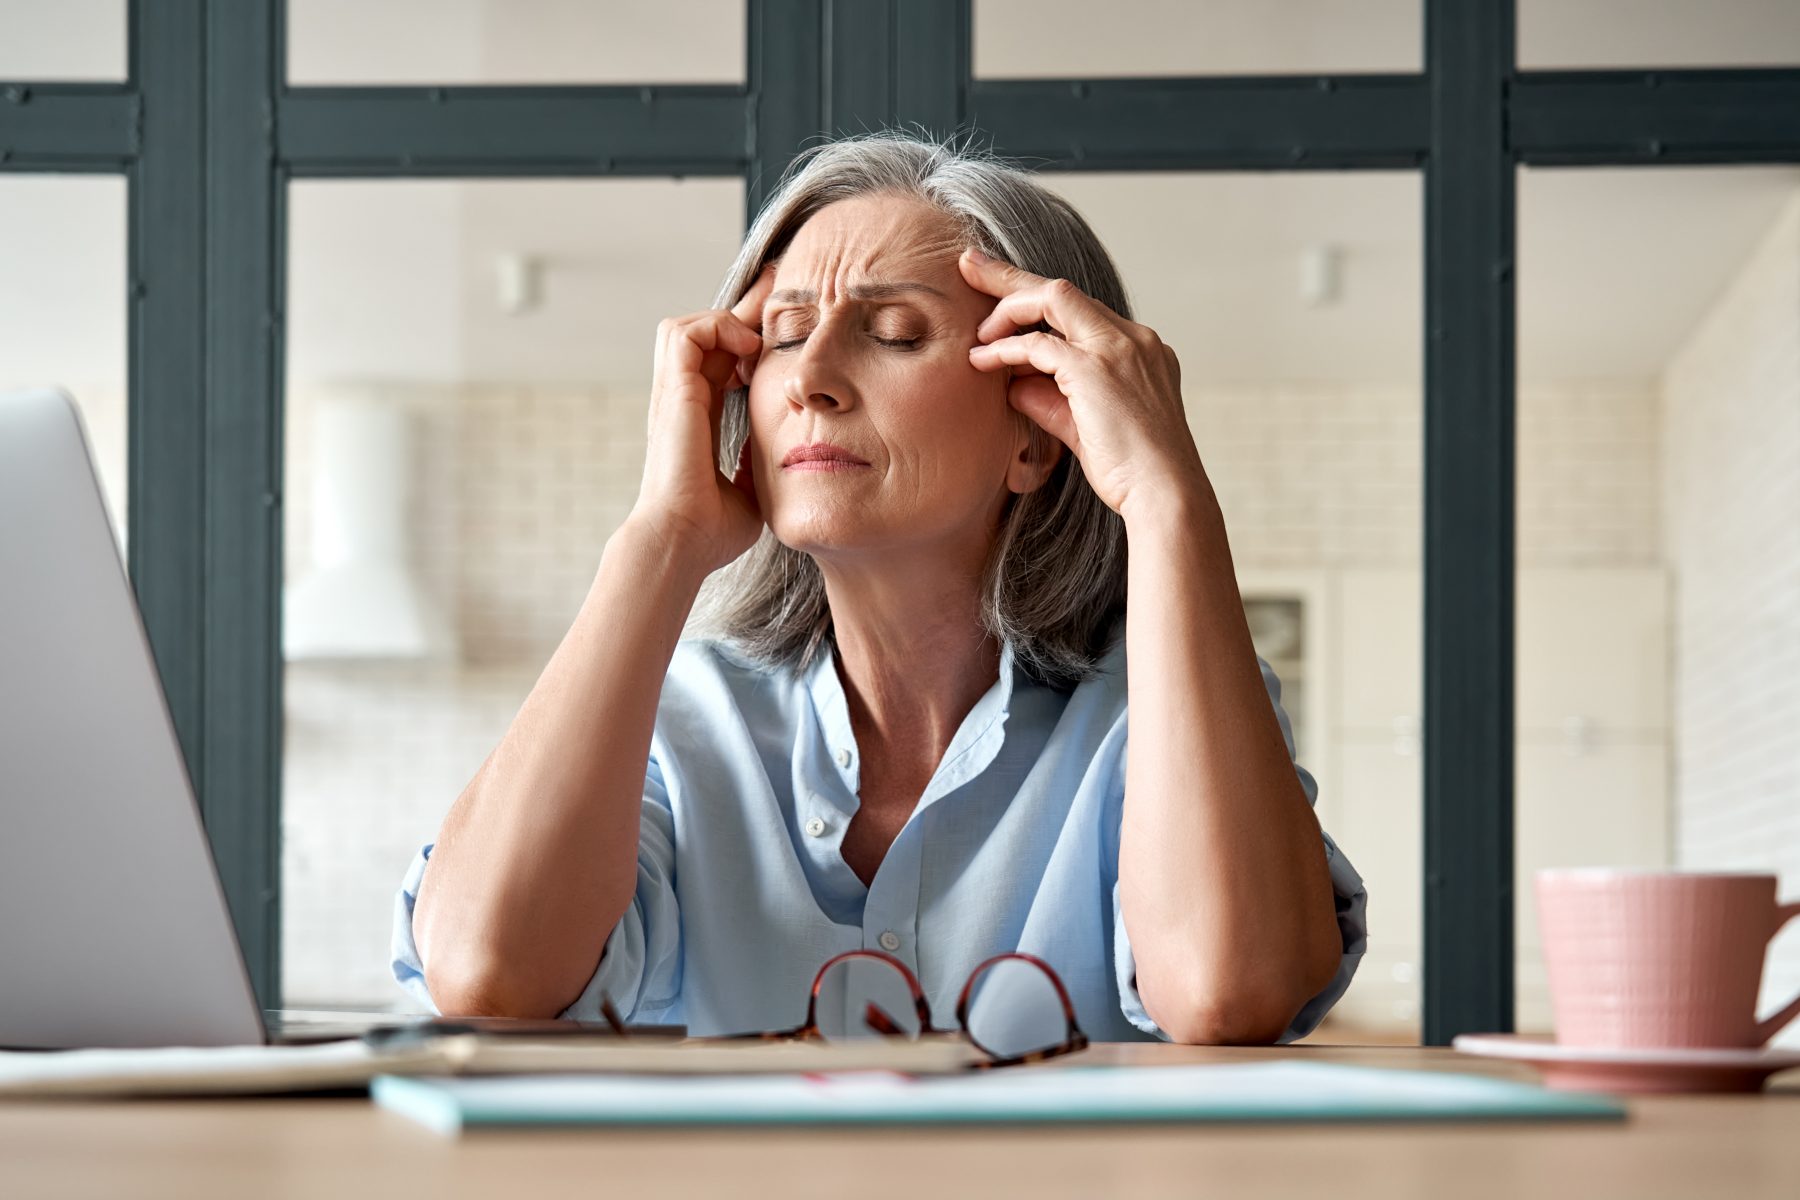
[422,958,517,1018]
[419,906,627,1018]
[413,908,533,1016]
[1138,962,1329,1047]
[411,870,633,1020]
[1151,993,1297,1047]
[423,959,571,1019]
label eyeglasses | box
[716,948,1090,1070]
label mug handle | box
[1755,900,1800,1045]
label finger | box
[1007,374,1079,453]
[726,266,777,386]
[973,286,1124,348]
[649,312,746,449]
[969,331,1085,455]
[971,282,1122,348]
[967,329,1083,381]
[697,344,739,393]
[730,261,779,327]
[959,249,1118,343]
[665,314,762,399]
[659,274,768,398]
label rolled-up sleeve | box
[388,752,683,1022]
[389,842,444,1014]
[1110,653,1369,1043]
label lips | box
[781,442,870,468]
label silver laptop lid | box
[0,388,269,1049]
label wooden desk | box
[3,1044,1796,1199]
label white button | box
[804,816,827,838]
[835,747,853,769]
[878,930,901,952]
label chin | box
[766,505,888,558]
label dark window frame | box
[2,0,1796,1042]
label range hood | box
[283,389,458,662]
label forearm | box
[1118,480,1341,1044]
[414,518,710,1016]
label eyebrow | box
[767,281,948,306]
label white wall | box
[1662,194,1800,1045]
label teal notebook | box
[370,1061,1626,1136]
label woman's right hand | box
[628,264,777,574]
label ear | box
[1005,418,1066,496]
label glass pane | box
[1044,171,1422,1042]
[0,176,128,554]
[1521,1,1800,69]
[1517,166,1800,1043]
[281,176,745,1010]
[0,0,126,80]
[975,0,1420,78]
[287,0,744,85]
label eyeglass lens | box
[814,956,926,1041]
[962,957,1071,1061]
[812,953,1071,1060]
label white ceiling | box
[1517,168,1800,382]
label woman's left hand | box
[961,247,1207,521]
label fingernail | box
[966,247,991,264]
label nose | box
[780,323,858,415]
[786,386,847,415]
[783,370,853,414]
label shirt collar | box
[804,635,1019,799]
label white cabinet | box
[1335,565,1670,733]
[1335,568,1420,738]
[1328,739,1422,1030]
[1516,569,1670,736]
[1330,568,1423,1031]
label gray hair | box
[692,126,1130,691]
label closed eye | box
[771,335,923,351]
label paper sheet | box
[0,1039,445,1098]
[0,1032,981,1097]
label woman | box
[391,130,1367,1045]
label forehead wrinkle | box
[771,202,970,308]
[769,280,948,306]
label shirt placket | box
[802,641,1020,1007]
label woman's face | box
[743,192,1051,568]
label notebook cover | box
[370,1061,1628,1136]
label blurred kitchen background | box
[3,0,1797,1043]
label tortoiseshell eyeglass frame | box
[708,948,1090,1070]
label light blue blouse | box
[391,626,1368,1043]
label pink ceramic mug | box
[1535,869,1800,1049]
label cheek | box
[743,377,782,447]
[880,360,1015,483]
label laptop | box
[0,388,428,1050]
